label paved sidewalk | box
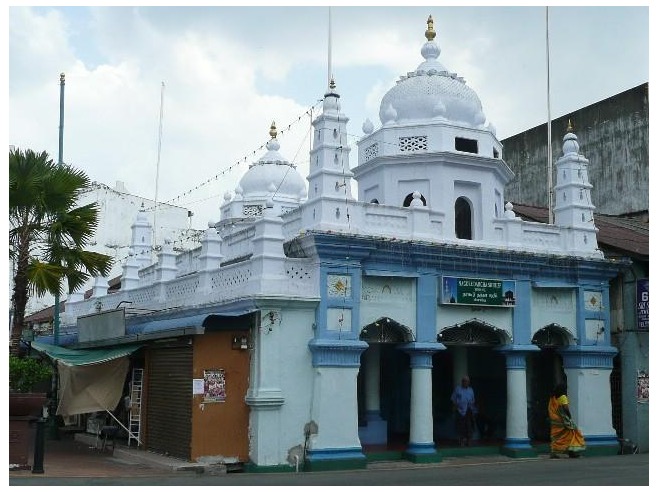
[8,434,190,479]
[9,433,546,479]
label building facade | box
[502,84,649,453]
[39,17,627,470]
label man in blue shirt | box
[451,375,477,446]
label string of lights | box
[140,100,323,212]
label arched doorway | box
[357,318,413,449]
[435,319,508,445]
[527,324,574,442]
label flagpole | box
[153,82,165,252]
[54,72,65,346]
[546,7,554,224]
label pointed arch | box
[531,323,576,348]
[437,318,509,346]
[360,317,414,344]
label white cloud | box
[8,5,650,231]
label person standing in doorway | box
[451,375,477,446]
[548,382,586,458]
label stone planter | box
[9,393,47,470]
[9,393,47,417]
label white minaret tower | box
[303,78,355,231]
[553,121,599,254]
[130,205,154,269]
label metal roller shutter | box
[146,341,193,460]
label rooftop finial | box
[269,121,277,139]
[60,72,65,83]
[425,15,436,41]
[329,77,336,90]
[567,119,574,132]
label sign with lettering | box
[441,276,516,307]
[636,279,649,331]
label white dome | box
[239,123,306,200]
[378,16,488,128]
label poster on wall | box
[441,276,516,307]
[636,279,649,331]
[637,370,649,402]
[203,369,226,403]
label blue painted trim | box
[584,434,620,447]
[306,447,366,461]
[513,280,532,344]
[308,338,368,367]
[416,274,437,342]
[495,344,540,369]
[406,442,437,454]
[399,342,444,368]
[559,345,617,369]
[503,437,534,449]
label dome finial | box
[269,121,277,139]
[567,119,574,133]
[425,15,436,41]
[329,77,336,90]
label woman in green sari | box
[548,383,586,459]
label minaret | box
[130,205,154,269]
[303,78,355,231]
[553,121,599,253]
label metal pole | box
[54,72,65,345]
[545,8,554,224]
[32,418,46,474]
[48,72,65,441]
[153,82,165,252]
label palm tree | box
[9,148,113,354]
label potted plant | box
[9,355,52,416]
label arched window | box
[370,198,380,204]
[402,192,426,207]
[455,197,472,239]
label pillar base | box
[403,442,442,463]
[500,437,537,458]
[304,447,367,472]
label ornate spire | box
[329,77,336,90]
[425,15,436,41]
[269,121,277,139]
[567,119,574,133]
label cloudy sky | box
[6,3,651,230]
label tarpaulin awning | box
[30,341,142,366]
[30,341,142,417]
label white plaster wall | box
[530,288,577,338]
[249,305,316,466]
[22,182,198,315]
[564,367,617,437]
[360,276,416,333]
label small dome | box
[562,120,580,155]
[238,122,307,200]
[378,16,489,129]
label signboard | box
[441,276,516,307]
[636,279,649,331]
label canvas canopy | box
[30,341,142,417]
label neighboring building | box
[16,181,202,318]
[502,83,649,217]
[35,17,628,471]
[502,85,650,453]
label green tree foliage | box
[9,148,113,354]
[9,355,52,393]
